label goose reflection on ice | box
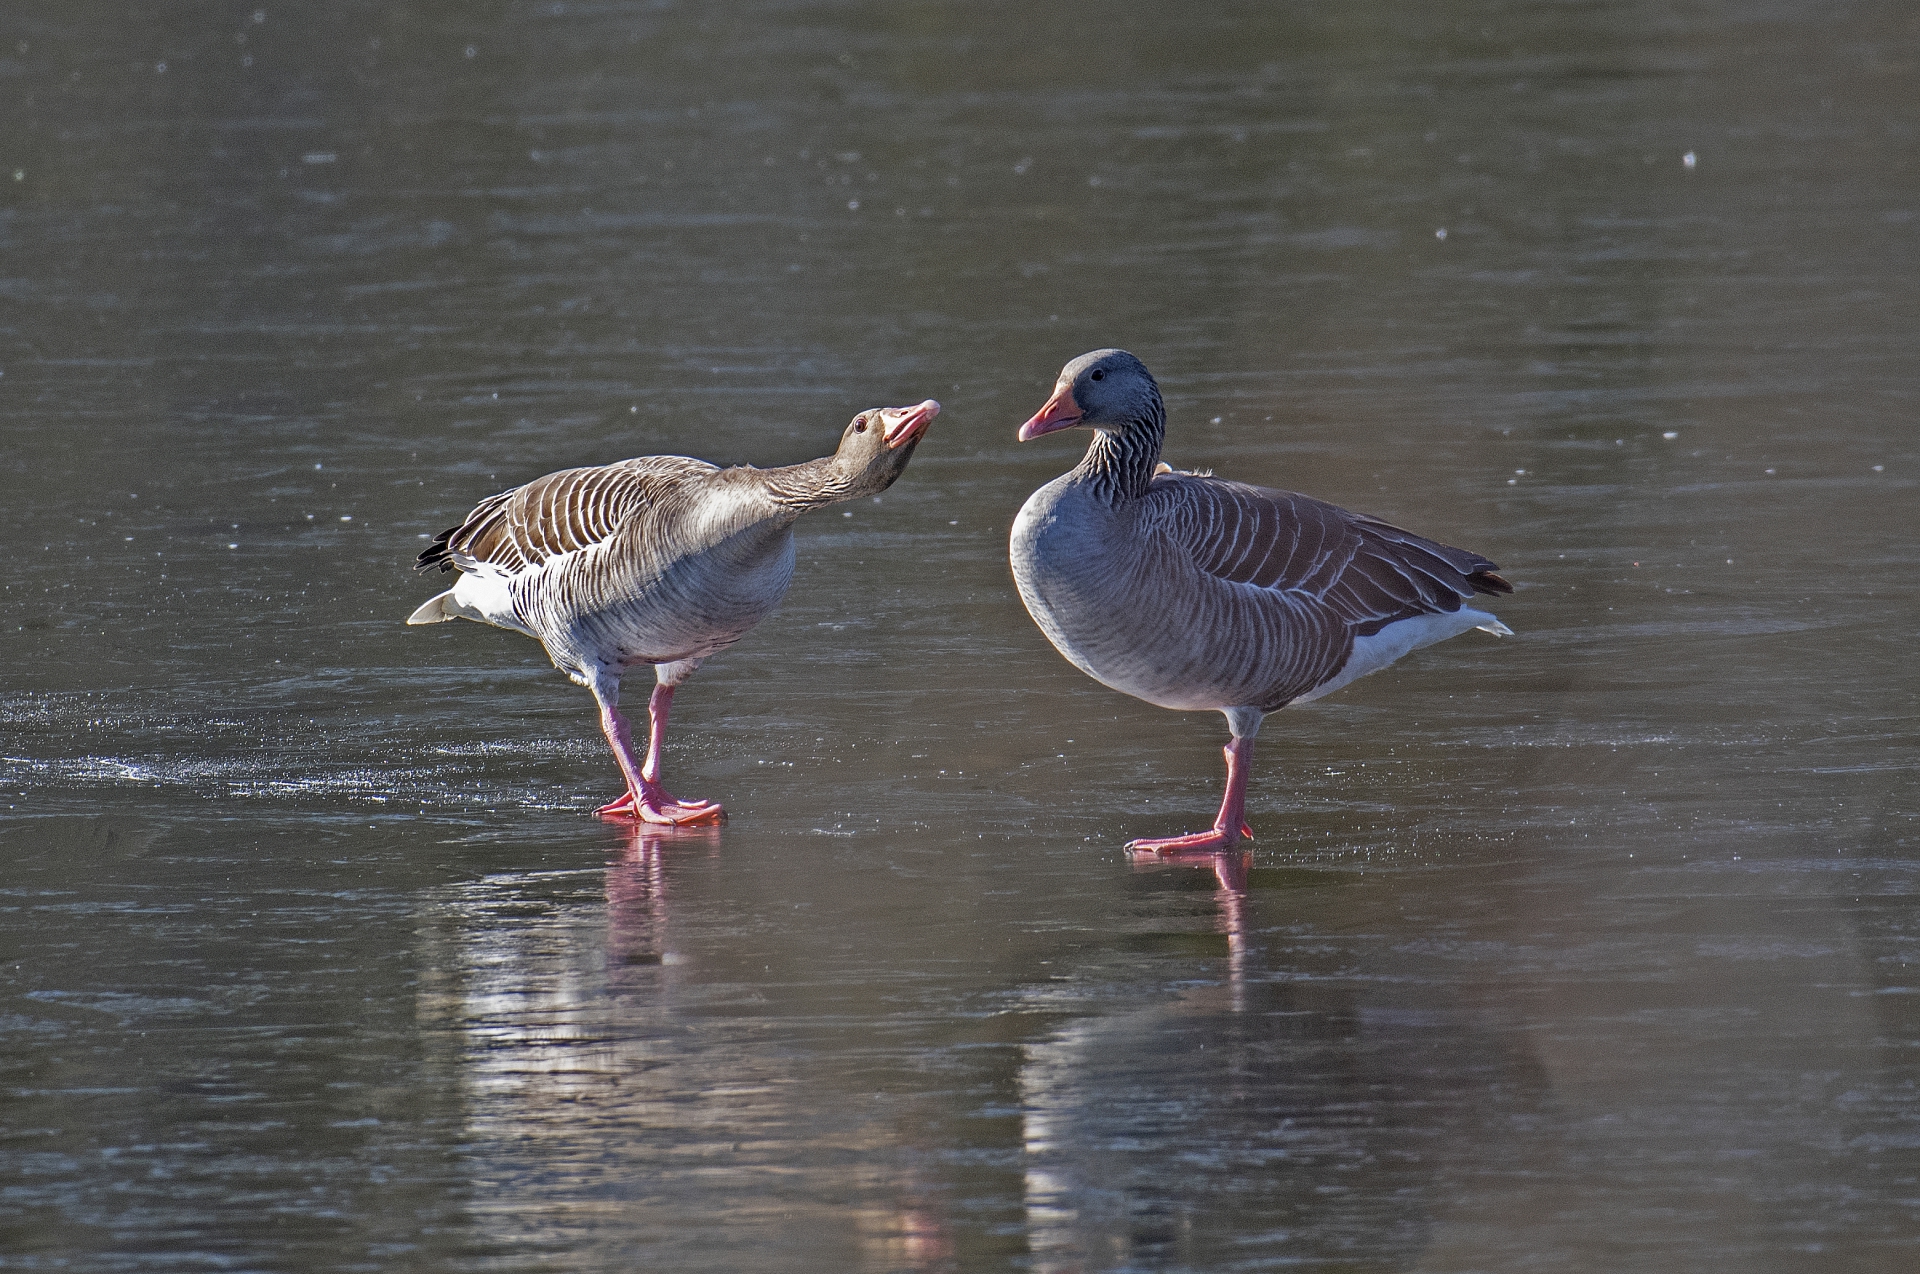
[416,823,957,1270]
[603,823,717,980]
[1017,849,1444,1272]
[413,824,718,1152]
[1129,846,1251,1012]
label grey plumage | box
[408,400,939,824]
[1010,349,1510,850]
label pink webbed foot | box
[1124,823,1255,856]
[1126,732,1258,857]
[597,786,726,826]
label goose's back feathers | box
[1149,473,1510,634]
[418,455,720,576]
[1012,468,1511,715]
[415,455,797,683]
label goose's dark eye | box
[854,417,868,433]
[1090,369,1105,381]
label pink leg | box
[593,680,725,826]
[1125,735,1257,854]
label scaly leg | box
[1124,735,1256,854]
[592,674,725,826]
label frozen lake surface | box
[3,1,1917,1269]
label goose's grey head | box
[1017,349,1162,442]
[831,398,940,495]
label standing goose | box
[1010,350,1511,853]
[409,399,940,825]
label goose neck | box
[1072,420,1163,503]
[760,456,861,511]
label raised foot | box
[1123,823,1255,856]
[597,788,727,827]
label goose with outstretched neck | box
[409,399,939,825]
[1010,349,1511,853]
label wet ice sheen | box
[2,1,1918,1271]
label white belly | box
[1293,607,1509,703]
[457,527,798,684]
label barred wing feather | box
[1149,474,1512,637]
[418,456,717,575]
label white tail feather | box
[406,589,480,625]
[1475,618,1515,636]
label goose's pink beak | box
[1018,383,1083,441]
[882,399,941,449]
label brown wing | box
[416,456,716,574]
[1147,473,1510,636]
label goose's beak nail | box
[1018,384,1083,442]
[883,399,940,449]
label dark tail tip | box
[414,527,458,573]
[1469,569,1514,596]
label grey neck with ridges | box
[1070,405,1166,504]
[759,456,869,511]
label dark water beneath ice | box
[3,1,1918,1269]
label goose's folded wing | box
[417,456,715,574]
[1149,474,1511,635]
